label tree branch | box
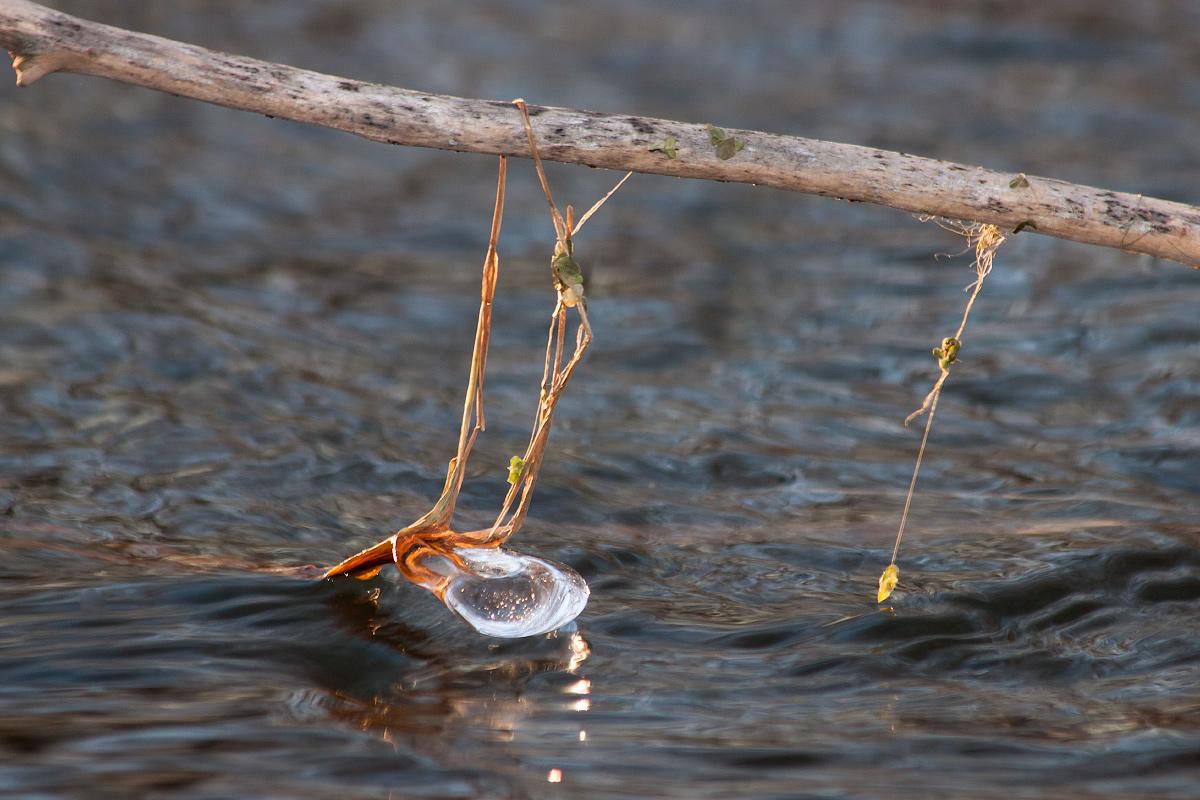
[4,0,1200,269]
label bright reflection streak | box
[567,632,590,671]
[548,769,562,783]
[566,676,591,711]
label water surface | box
[2,1,1200,797]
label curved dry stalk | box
[514,98,569,249]
[323,101,623,580]
[486,303,594,544]
[573,173,633,236]
[4,0,1200,268]
[418,156,507,529]
[322,158,507,580]
[477,102,606,546]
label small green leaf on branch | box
[715,137,744,160]
[648,136,677,159]
[1009,174,1030,189]
[705,123,745,160]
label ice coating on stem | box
[424,546,589,638]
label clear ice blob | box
[419,546,589,638]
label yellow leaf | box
[877,564,899,603]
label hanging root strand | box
[878,222,1004,603]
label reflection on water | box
[2,0,1200,797]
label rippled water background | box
[3,1,1200,797]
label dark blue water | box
[2,1,1200,797]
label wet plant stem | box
[879,224,1004,603]
[321,101,627,579]
[892,388,940,565]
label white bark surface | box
[3,0,1200,268]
